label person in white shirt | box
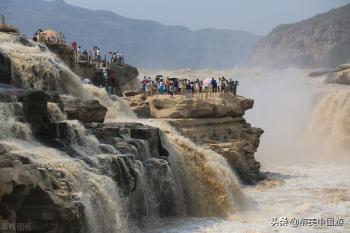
[96,48,101,66]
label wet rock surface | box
[0,50,12,85]
[86,122,169,159]
[168,117,265,184]
[0,87,177,230]
[60,95,107,123]
[148,93,253,118]
[0,149,82,233]
[127,94,265,184]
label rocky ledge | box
[46,43,139,96]
[126,94,265,184]
[0,146,83,233]
[0,87,177,231]
[326,64,350,85]
[60,95,107,123]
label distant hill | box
[249,3,350,69]
[0,0,261,69]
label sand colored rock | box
[147,93,253,119]
[60,95,107,123]
[127,93,265,184]
[326,64,350,85]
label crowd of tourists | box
[140,76,239,99]
[32,29,125,68]
[71,41,125,67]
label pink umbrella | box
[203,78,212,87]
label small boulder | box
[0,143,9,154]
[61,95,107,123]
[123,90,139,97]
[326,65,350,85]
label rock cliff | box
[46,43,139,96]
[0,87,177,231]
[126,94,265,184]
[249,3,350,68]
[326,64,350,85]
[0,27,265,231]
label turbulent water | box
[141,68,350,232]
[140,120,248,217]
[1,31,350,233]
[0,33,89,98]
[0,32,249,232]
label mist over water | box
[142,67,350,163]
[140,67,350,232]
[1,29,349,232]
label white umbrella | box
[204,78,212,87]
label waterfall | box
[47,102,66,122]
[6,141,132,233]
[83,83,137,120]
[0,100,32,140]
[305,87,350,157]
[0,32,89,98]
[0,30,249,232]
[141,120,248,217]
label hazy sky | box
[64,0,350,35]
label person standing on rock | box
[169,82,175,99]
[186,80,191,99]
[96,48,101,67]
[233,80,239,96]
[210,77,216,96]
[71,41,77,61]
[182,79,186,98]
[147,77,153,96]
[159,79,165,95]
[177,79,182,96]
[218,78,222,93]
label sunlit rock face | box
[127,94,265,184]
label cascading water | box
[83,83,137,120]
[0,30,252,233]
[0,32,89,98]
[5,141,132,233]
[0,100,131,233]
[0,99,32,140]
[140,120,248,217]
[305,85,350,158]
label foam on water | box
[0,32,89,98]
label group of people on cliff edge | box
[71,41,125,68]
[140,76,239,99]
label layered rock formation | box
[0,86,180,231]
[0,149,83,233]
[326,64,350,85]
[126,94,265,184]
[0,25,266,232]
[250,3,350,68]
[60,95,107,123]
